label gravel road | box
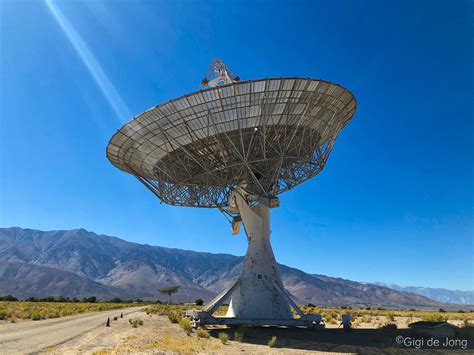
[0,306,142,354]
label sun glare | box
[44,0,130,123]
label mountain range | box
[0,227,471,309]
[372,282,474,307]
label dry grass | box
[97,332,221,354]
[268,336,277,348]
[145,304,473,331]
[0,301,137,320]
[179,318,192,335]
[146,303,197,316]
[234,325,248,342]
[196,327,210,338]
[147,304,473,328]
[128,318,144,327]
[304,306,474,324]
[218,332,229,344]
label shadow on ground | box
[208,326,474,354]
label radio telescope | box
[107,59,356,328]
[159,286,180,305]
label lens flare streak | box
[45,0,130,122]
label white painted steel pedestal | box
[226,193,292,319]
[189,192,324,328]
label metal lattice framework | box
[201,58,240,87]
[106,77,356,209]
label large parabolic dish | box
[107,60,356,328]
[107,77,355,208]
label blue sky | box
[1,0,472,290]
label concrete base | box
[187,308,324,328]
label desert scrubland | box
[1,302,473,354]
[0,300,141,321]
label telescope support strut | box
[189,192,323,328]
[226,192,293,319]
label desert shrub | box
[82,296,97,303]
[324,313,337,324]
[145,304,197,318]
[0,295,18,302]
[48,310,60,318]
[31,310,42,320]
[108,298,123,303]
[39,309,49,319]
[234,325,247,342]
[60,308,73,317]
[16,309,30,319]
[180,318,192,336]
[421,313,446,322]
[0,301,135,321]
[195,299,204,306]
[168,309,182,323]
[218,332,229,344]
[350,311,360,319]
[268,336,277,348]
[301,306,474,328]
[387,314,395,321]
[129,318,144,327]
[146,305,167,316]
[196,327,210,338]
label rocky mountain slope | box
[0,227,455,308]
[0,261,137,299]
[373,282,474,306]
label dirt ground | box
[325,316,466,330]
[47,310,319,354]
[44,311,473,354]
[0,307,142,354]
